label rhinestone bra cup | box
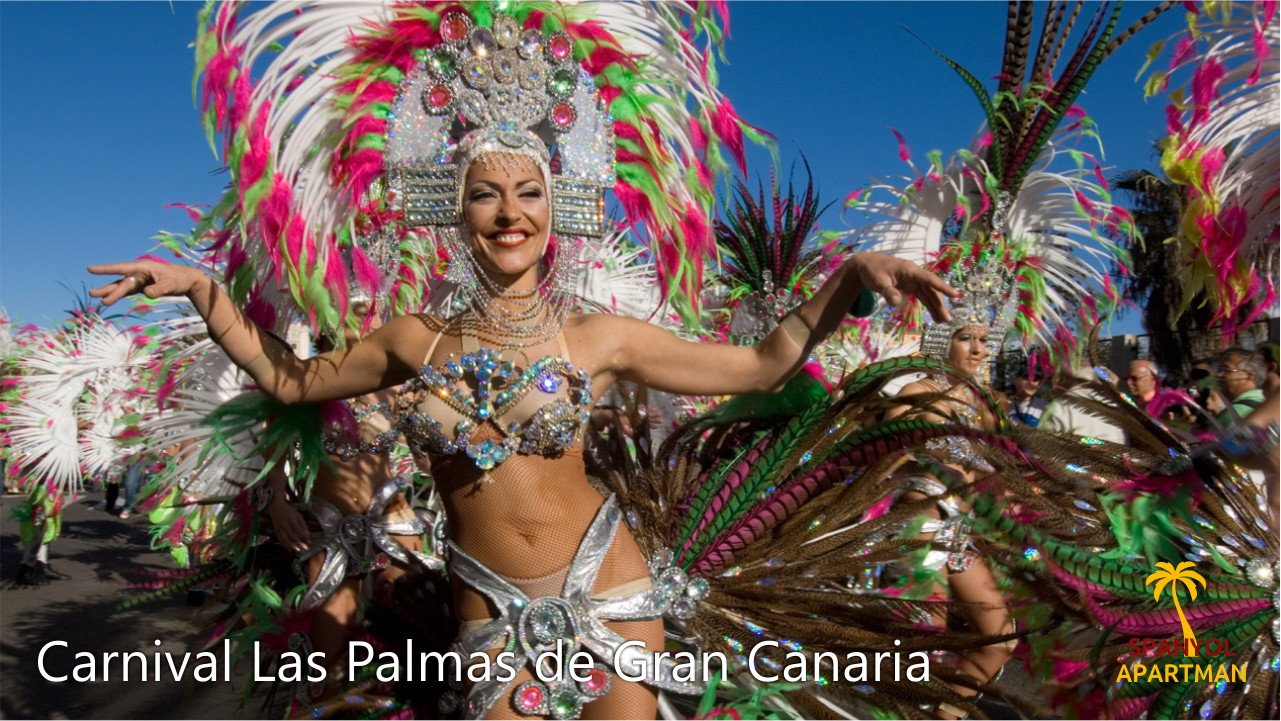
[323,401,399,461]
[398,347,592,470]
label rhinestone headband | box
[385,9,614,239]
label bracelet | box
[937,701,970,720]
[778,311,813,349]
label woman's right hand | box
[87,261,208,306]
[269,497,311,553]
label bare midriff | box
[314,389,402,514]
[420,446,650,624]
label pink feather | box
[1145,388,1196,419]
[688,116,708,155]
[861,493,896,522]
[341,148,387,204]
[565,19,623,49]
[350,245,381,295]
[679,202,711,258]
[283,212,306,273]
[164,202,209,223]
[890,127,911,162]
[1164,104,1184,136]
[238,108,273,199]
[228,73,252,144]
[584,46,633,77]
[1190,58,1226,128]
[711,102,747,174]
[243,293,278,331]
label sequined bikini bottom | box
[447,494,705,719]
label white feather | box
[1168,11,1280,276]
[576,228,672,323]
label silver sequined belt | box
[295,474,428,611]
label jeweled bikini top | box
[396,329,592,471]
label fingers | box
[273,509,310,552]
[869,272,903,306]
[920,270,957,322]
[920,287,952,323]
[287,517,310,552]
[87,263,137,276]
[889,262,956,321]
[927,271,961,298]
[856,255,959,322]
[283,530,307,553]
[87,263,149,306]
[88,277,139,306]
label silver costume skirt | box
[447,494,705,719]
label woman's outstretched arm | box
[88,261,429,403]
[597,252,957,396]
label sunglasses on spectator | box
[1214,366,1248,376]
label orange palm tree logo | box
[1146,561,1208,656]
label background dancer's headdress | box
[847,1,1175,375]
[197,0,764,332]
[916,226,1018,364]
[2,308,163,495]
[711,166,846,347]
[1144,1,1279,337]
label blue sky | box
[0,1,1187,333]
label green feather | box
[903,26,1006,179]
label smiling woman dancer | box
[89,4,955,717]
[92,157,952,721]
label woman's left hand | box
[846,252,958,322]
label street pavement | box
[1,489,249,720]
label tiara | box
[385,9,614,239]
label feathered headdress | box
[195,0,765,332]
[3,310,162,494]
[710,165,846,346]
[847,1,1175,371]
